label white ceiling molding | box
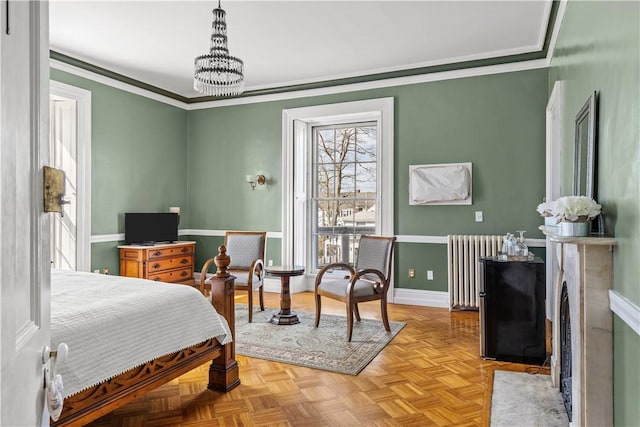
[50,59,189,110]
[545,0,568,64]
[186,59,549,110]
[536,0,554,51]
[52,56,549,111]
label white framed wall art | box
[409,162,472,205]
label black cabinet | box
[479,257,545,365]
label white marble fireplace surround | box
[542,228,616,427]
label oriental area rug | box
[234,304,405,375]
[490,370,568,427]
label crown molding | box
[52,53,549,112]
[545,0,567,65]
[50,58,189,109]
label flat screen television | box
[124,212,179,245]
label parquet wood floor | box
[87,291,549,427]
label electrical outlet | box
[427,270,434,280]
[475,211,484,222]
[408,268,416,279]
[268,259,273,267]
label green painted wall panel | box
[548,1,639,425]
[187,69,549,292]
[549,1,640,305]
[188,236,225,271]
[613,317,640,426]
[395,243,449,291]
[50,69,189,234]
[187,104,283,231]
[394,71,548,237]
[90,241,121,274]
[188,70,548,239]
[187,235,282,273]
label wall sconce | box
[246,174,266,190]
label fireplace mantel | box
[542,227,616,426]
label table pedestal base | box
[265,265,305,326]
[270,311,300,325]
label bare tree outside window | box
[312,122,377,269]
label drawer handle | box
[180,258,189,264]
[153,251,161,256]
[181,247,189,253]
[153,277,160,281]
[153,263,160,269]
[180,271,188,277]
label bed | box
[50,267,239,426]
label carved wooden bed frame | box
[53,252,240,427]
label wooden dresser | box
[118,241,195,285]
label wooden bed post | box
[208,246,240,391]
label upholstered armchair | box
[199,231,266,322]
[314,235,396,341]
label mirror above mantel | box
[573,91,598,199]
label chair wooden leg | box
[381,298,391,332]
[353,303,361,321]
[347,303,354,342]
[314,294,321,327]
[258,285,265,311]
[247,289,253,323]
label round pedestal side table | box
[264,265,305,325]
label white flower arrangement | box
[540,196,602,223]
[536,201,555,217]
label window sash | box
[310,122,377,270]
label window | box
[312,122,377,268]
[282,98,394,287]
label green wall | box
[51,66,548,287]
[50,69,189,273]
[188,69,548,291]
[548,1,640,425]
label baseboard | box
[198,272,449,308]
[393,288,449,308]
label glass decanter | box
[515,230,528,257]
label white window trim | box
[50,81,92,272]
[282,98,394,293]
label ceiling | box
[49,1,553,99]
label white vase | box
[560,221,590,237]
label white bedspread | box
[51,269,232,397]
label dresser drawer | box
[148,266,193,283]
[147,245,193,259]
[147,256,193,273]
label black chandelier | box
[194,0,244,97]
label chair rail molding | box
[609,289,640,336]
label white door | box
[545,81,564,320]
[50,97,77,270]
[49,81,91,272]
[0,1,51,426]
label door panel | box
[50,98,77,270]
[0,1,50,426]
[545,81,564,320]
[50,81,92,272]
